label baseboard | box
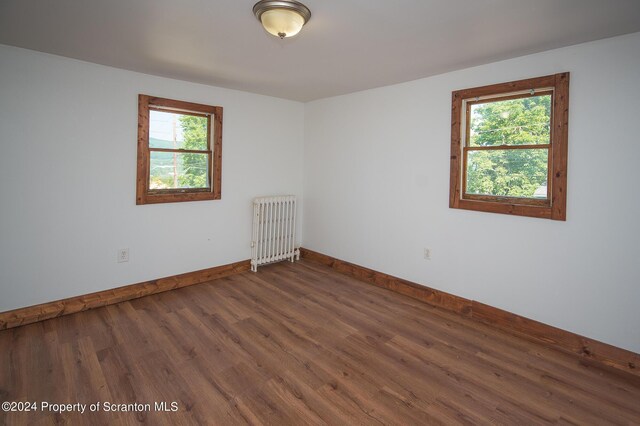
[0,259,251,330]
[300,247,640,378]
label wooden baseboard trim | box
[0,259,251,330]
[300,247,640,378]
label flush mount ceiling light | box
[253,0,311,39]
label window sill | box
[136,190,219,205]
[452,198,558,220]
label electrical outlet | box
[424,248,431,260]
[117,248,129,263]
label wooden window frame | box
[449,73,569,220]
[136,95,223,205]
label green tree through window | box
[178,115,209,188]
[466,94,551,198]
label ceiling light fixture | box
[253,0,311,39]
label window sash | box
[147,151,213,193]
[148,147,212,155]
[463,89,554,149]
[460,89,553,205]
[145,108,213,193]
[149,106,212,118]
[462,145,551,205]
[464,89,554,108]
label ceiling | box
[1,1,640,102]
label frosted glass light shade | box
[253,1,311,39]
[260,9,305,38]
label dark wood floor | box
[1,260,639,425]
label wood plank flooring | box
[1,260,639,425]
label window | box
[449,73,569,220]
[136,95,222,204]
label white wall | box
[0,44,304,312]
[303,32,640,353]
[2,33,639,353]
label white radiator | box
[251,195,300,272]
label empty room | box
[1,0,640,424]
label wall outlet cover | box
[117,248,129,263]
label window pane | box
[149,110,208,151]
[469,94,551,146]
[466,149,548,198]
[149,151,210,190]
